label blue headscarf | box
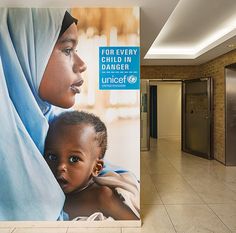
[0,8,66,220]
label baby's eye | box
[69,156,80,163]
[47,154,57,162]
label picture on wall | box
[0,7,140,224]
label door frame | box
[140,79,150,151]
[181,77,213,159]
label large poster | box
[0,7,140,225]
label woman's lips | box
[70,79,84,94]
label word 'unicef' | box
[101,75,128,84]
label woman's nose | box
[73,54,87,73]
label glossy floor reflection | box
[1,138,236,233]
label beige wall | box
[141,49,236,164]
[157,83,181,139]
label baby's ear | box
[92,159,104,177]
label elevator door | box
[182,78,213,159]
[225,64,236,165]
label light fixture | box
[227,44,236,48]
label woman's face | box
[39,23,86,108]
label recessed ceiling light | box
[145,27,236,59]
[227,44,236,48]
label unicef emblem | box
[127,75,137,84]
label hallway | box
[140,138,236,233]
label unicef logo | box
[127,75,137,84]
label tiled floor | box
[1,138,236,233]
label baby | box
[44,111,139,220]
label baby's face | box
[44,123,100,194]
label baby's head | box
[44,111,107,194]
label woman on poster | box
[0,8,86,220]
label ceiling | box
[1,0,236,66]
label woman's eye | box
[63,48,73,56]
[69,156,80,163]
[47,154,57,162]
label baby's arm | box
[65,184,139,220]
[96,185,139,220]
